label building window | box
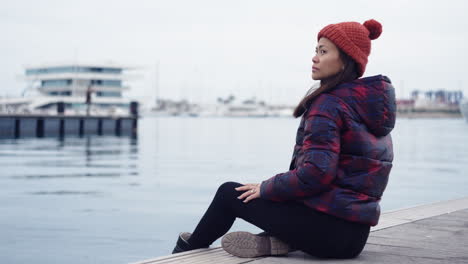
[26,66,122,75]
[96,91,121,97]
[27,67,75,75]
[90,79,121,87]
[42,79,72,87]
[77,67,122,74]
[47,91,71,96]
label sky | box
[2,0,468,106]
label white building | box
[1,62,136,116]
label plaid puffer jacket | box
[260,75,396,226]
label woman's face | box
[312,37,344,80]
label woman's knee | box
[217,181,242,194]
[214,182,242,200]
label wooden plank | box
[248,251,463,264]
[362,243,468,262]
[130,248,260,264]
[373,196,468,231]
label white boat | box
[0,62,137,116]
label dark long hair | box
[293,50,359,118]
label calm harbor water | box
[1,117,468,263]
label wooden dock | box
[131,196,468,264]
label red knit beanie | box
[317,19,382,77]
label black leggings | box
[187,182,370,259]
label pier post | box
[130,101,139,117]
[57,102,65,115]
[130,101,139,133]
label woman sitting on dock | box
[173,19,396,259]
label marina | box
[2,2,468,264]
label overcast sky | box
[2,0,468,106]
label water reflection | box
[29,191,102,196]
[10,173,122,179]
[0,135,139,182]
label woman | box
[172,19,396,259]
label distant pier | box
[0,114,137,138]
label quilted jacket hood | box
[329,75,396,137]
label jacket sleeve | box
[260,95,342,201]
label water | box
[1,117,468,263]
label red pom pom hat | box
[317,19,382,77]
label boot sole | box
[221,231,289,258]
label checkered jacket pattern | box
[260,75,396,226]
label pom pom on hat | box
[364,19,382,40]
[318,19,383,77]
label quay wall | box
[0,114,137,138]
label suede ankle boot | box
[221,231,291,258]
[172,232,193,254]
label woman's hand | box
[235,183,261,203]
